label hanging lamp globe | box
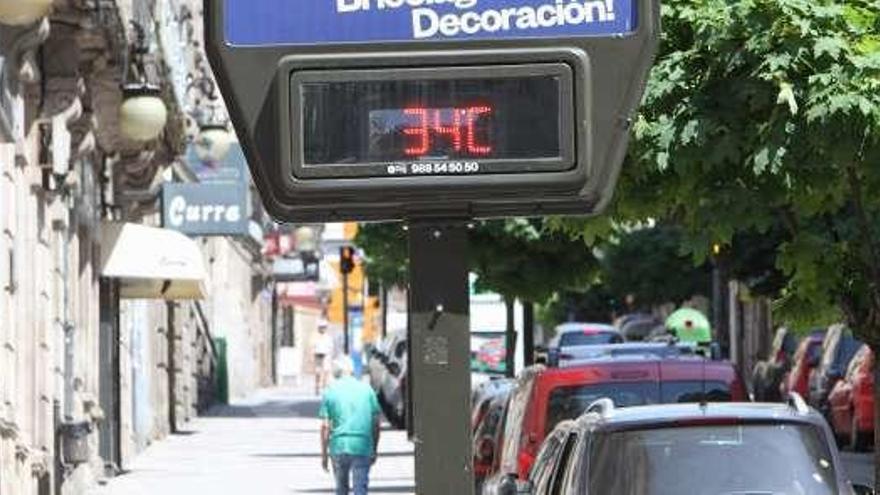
[0,0,52,26]
[119,84,167,142]
[294,226,318,253]
[194,123,233,163]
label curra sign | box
[161,182,249,236]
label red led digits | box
[465,106,493,156]
[403,107,429,156]
[432,108,462,152]
[402,105,493,158]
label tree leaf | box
[777,82,799,115]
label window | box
[550,432,579,495]
[559,331,622,347]
[546,383,659,434]
[586,424,839,495]
[530,433,564,493]
[660,381,732,403]
[394,340,407,359]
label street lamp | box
[119,83,168,142]
[0,0,52,26]
[193,122,233,163]
[119,21,167,142]
[187,73,233,163]
[294,226,318,254]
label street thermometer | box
[205,0,659,492]
[206,0,659,222]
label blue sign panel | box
[162,183,250,236]
[225,0,637,46]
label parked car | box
[554,342,700,367]
[473,383,516,492]
[809,324,862,416]
[543,323,622,366]
[779,328,826,398]
[505,397,870,495]
[366,330,408,429]
[751,326,800,401]
[483,357,747,492]
[616,314,663,342]
[472,378,515,432]
[828,344,875,451]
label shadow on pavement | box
[204,398,321,418]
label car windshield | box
[587,424,839,495]
[560,331,622,347]
[546,381,733,434]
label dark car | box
[507,396,870,495]
[808,324,862,417]
[483,356,747,493]
[544,323,622,366]
[617,314,664,342]
[751,326,800,401]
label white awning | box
[101,222,207,300]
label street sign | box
[161,182,249,236]
[225,0,637,46]
[205,0,660,222]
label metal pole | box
[504,298,516,378]
[381,283,388,338]
[408,220,473,495]
[167,302,177,433]
[523,301,535,367]
[343,270,350,354]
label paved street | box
[87,386,415,495]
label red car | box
[487,357,747,486]
[779,330,825,398]
[828,344,875,451]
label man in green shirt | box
[319,357,382,495]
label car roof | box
[557,342,699,364]
[536,357,738,385]
[582,401,822,429]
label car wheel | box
[850,413,871,452]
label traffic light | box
[339,246,355,275]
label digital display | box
[299,71,567,169]
[369,106,495,159]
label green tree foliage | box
[602,225,711,308]
[469,219,598,302]
[355,223,408,288]
[538,286,620,329]
[356,219,599,303]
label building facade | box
[0,1,274,494]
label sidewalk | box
[87,386,415,495]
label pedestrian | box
[320,357,381,495]
[313,321,334,395]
